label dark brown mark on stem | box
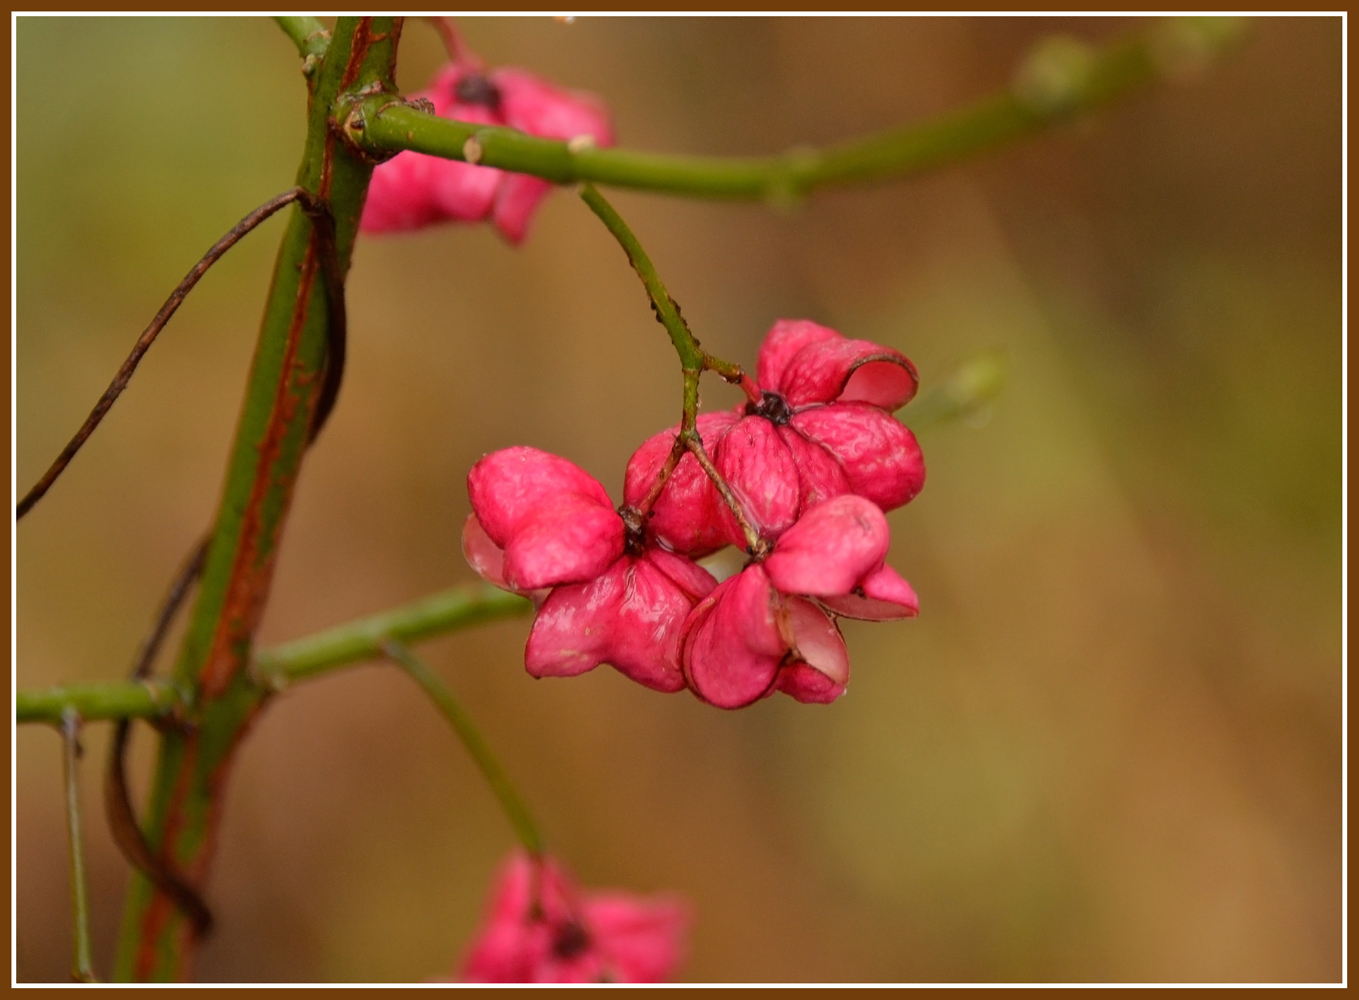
[105,538,213,941]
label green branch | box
[253,583,531,687]
[62,713,99,983]
[384,641,543,854]
[114,18,403,981]
[579,184,703,371]
[18,680,182,726]
[17,583,531,726]
[273,16,329,63]
[350,19,1243,203]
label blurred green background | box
[16,16,1341,983]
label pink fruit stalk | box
[459,850,690,983]
[463,447,715,693]
[361,63,613,243]
[679,495,918,709]
[626,319,926,556]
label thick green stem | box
[17,583,532,726]
[19,680,181,726]
[353,20,1241,202]
[112,17,403,982]
[61,712,98,983]
[384,641,543,855]
[274,16,330,63]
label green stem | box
[16,583,533,726]
[253,583,531,687]
[580,183,763,551]
[114,17,403,982]
[353,20,1240,203]
[273,16,330,62]
[61,712,98,983]
[579,183,703,372]
[383,641,542,855]
[19,680,181,726]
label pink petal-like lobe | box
[713,416,800,545]
[492,173,553,245]
[777,425,851,513]
[624,413,738,557]
[461,513,507,588]
[756,319,842,392]
[525,553,715,692]
[763,495,890,597]
[468,448,622,590]
[775,662,846,704]
[819,563,919,621]
[582,894,692,984]
[790,404,925,512]
[502,495,623,591]
[782,596,850,687]
[469,446,614,540]
[359,151,440,233]
[779,337,919,410]
[494,67,615,145]
[680,567,784,709]
[460,850,689,984]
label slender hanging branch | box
[16,186,346,521]
[383,641,543,855]
[105,539,214,939]
[61,711,98,983]
[579,183,765,553]
[350,19,1244,203]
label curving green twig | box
[348,18,1244,203]
[383,641,543,855]
[61,712,99,983]
[273,16,329,64]
[17,584,532,726]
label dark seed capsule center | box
[455,73,502,111]
[553,921,591,959]
[746,390,793,426]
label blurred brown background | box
[16,16,1341,983]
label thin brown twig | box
[682,429,765,556]
[633,434,688,518]
[17,185,347,519]
[104,537,213,938]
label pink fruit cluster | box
[360,61,613,244]
[464,320,925,709]
[454,850,689,983]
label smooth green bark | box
[352,20,1241,202]
[18,680,182,726]
[17,584,531,726]
[254,583,530,686]
[113,18,402,982]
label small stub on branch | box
[1151,16,1249,82]
[1013,35,1097,116]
